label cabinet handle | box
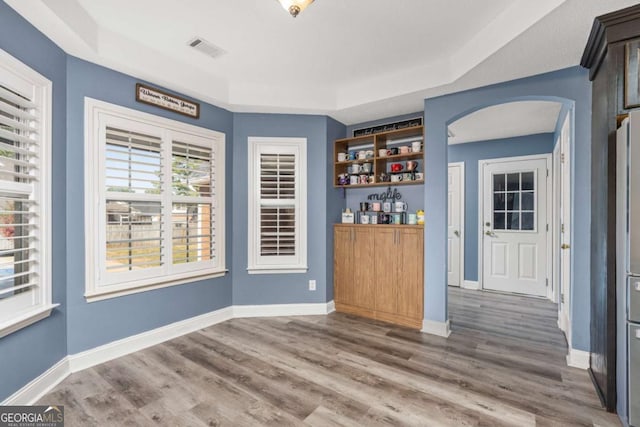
[397,230,400,245]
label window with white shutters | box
[0,49,54,336]
[247,137,307,274]
[85,99,226,301]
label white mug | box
[383,202,392,212]
[395,201,408,212]
[358,150,367,160]
[350,175,359,185]
[391,174,402,182]
[412,141,421,153]
[337,152,347,162]
[360,213,370,224]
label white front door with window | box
[481,156,550,297]
[448,163,463,287]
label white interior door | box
[559,116,572,343]
[448,163,463,287]
[482,157,549,296]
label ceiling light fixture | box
[277,0,314,18]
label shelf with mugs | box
[334,125,424,188]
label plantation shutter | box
[259,153,296,256]
[171,140,216,265]
[0,84,40,300]
[104,127,163,273]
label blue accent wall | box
[0,1,68,401]
[424,67,592,351]
[326,118,346,301]
[231,113,333,305]
[448,133,555,282]
[65,57,234,353]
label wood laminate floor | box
[39,288,620,426]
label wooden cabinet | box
[334,224,423,329]
[333,126,425,188]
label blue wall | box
[0,1,68,401]
[424,67,592,351]
[232,113,333,305]
[326,118,346,301]
[65,57,234,353]
[448,133,555,282]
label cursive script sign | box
[135,83,200,119]
[367,187,402,202]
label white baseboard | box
[461,280,480,290]
[421,319,451,337]
[566,348,590,369]
[68,306,234,373]
[327,300,336,314]
[233,301,335,318]
[2,299,334,405]
[2,357,70,405]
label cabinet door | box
[334,227,354,305]
[352,227,375,310]
[374,228,398,314]
[397,228,424,320]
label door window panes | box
[492,171,535,231]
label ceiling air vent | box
[188,37,226,59]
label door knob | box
[485,231,494,236]
[561,243,570,250]
[454,230,460,237]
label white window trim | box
[0,48,57,338]
[84,98,226,302]
[247,137,307,274]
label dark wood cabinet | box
[581,4,640,412]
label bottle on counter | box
[417,209,425,225]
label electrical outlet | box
[309,279,316,291]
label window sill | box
[247,267,309,275]
[85,269,228,303]
[0,304,60,339]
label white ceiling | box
[6,0,638,125]
[448,101,563,145]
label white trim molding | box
[68,307,233,373]
[2,301,338,405]
[461,280,480,290]
[2,357,70,406]
[421,319,451,337]
[233,301,335,318]
[566,348,590,369]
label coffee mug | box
[349,151,357,160]
[412,141,421,153]
[390,163,403,172]
[359,174,368,184]
[415,172,424,180]
[350,164,362,174]
[399,146,410,154]
[392,213,402,224]
[362,163,372,173]
[338,173,349,185]
[366,150,374,159]
[358,150,367,160]
[360,202,369,211]
[372,202,381,211]
[360,213,369,224]
[403,172,413,181]
[407,213,417,225]
[337,152,346,162]
[370,214,378,224]
[383,202,391,212]
[390,147,399,155]
[378,149,388,157]
[350,175,359,185]
[395,201,408,212]
[369,175,375,183]
[391,174,402,182]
